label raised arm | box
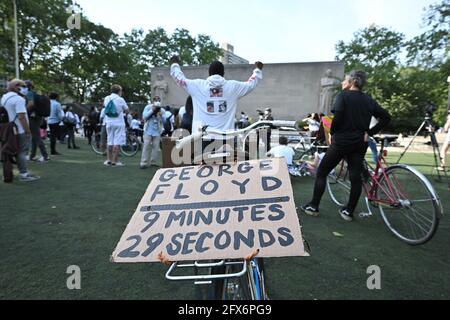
[169,55,194,94]
[234,62,264,98]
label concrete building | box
[220,43,249,65]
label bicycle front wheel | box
[327,160,351,207]
[376,165,442,245]
[120,136,139,157]
[91,133,104,156]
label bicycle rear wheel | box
[327,160,351,207]
[120,135,139,157]
[376,165,442,245]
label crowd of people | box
[5,58,449,222]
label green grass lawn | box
[0,140,449,300]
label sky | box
[74,0,438,64]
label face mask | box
[20,87,28,96]
[154,102,161,107]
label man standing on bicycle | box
[169,55,264,157]
[301,71,391,221]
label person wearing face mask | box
[140,96,165,169]
[301,71,391,221]
[1,79,40,182]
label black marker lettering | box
[231,179,250,195]
[238,162,253,174]
[166,233,183,256]
[160,170,177,182]
[141,233,164,257]
[234,230,255,250]
[151,184,170,201]
[217,208,231,225]
[233,207,249,223]
[251,205,266,222]
[214,231,231,250]
[262,176,282,192]
[181,232,199,255]
[218,164,233,177]
[196,232,214,253]
[269,204,285,221]
[259,229,276,248]
[174,183,189,200]
[197,166,214,178]
[165,211,187,228]
[260,160,273,171]
[278,227,294,247]
[194,210,213,226]
[179,167,194,181]
[200,180,219,195]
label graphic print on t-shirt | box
[207,102,214,113]
[210,87,223,98]
[218,101,227,113]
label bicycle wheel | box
[120,135,139,157]
[327,160,351,207]
[376,164,442,245]
[91,133,104,156]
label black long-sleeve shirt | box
[330,91,391,146]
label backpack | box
[164,114,174,133]
[0,95,15,124]
[34,94,51,117]
[104,98,119,118]
[63,112,77,126]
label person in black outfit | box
[301,71,391,221]
[181,96,193,134]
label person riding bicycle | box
[301,70,391,222]
[169,55,264,160]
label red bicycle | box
[327,138,443,245]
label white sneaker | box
[113,162,125,167]
[20,173,40,182]
[103,160,112,166]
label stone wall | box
[152,61,345,121]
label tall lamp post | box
[447,76,450,112]
[13,0,19,79]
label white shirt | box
[307,119,320,132]
[171,63,262,136]
[131,119,141,130]
[164,111,175,131]
[0,92,29,134]
[103,93,129,126]
[268,145,295,166]
[178,106,186,122]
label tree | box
[335,25,405,100]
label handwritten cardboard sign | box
[112,158,308,263]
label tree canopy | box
[0,0,222,102]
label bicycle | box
[165,120,304,300]
[327,137,443,245]
[91,126,140,157]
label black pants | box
[29,117,48,159]
[310,141,368,213]
[49,124,60,154]
[66,125,77,148]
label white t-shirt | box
[178,106,186,122]
[171,63,262,136]
[307,119,320,132]
[0,92,29,134]
[131,119,141,130]
[268,145,295,166]
[103,93,129,126]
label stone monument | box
[319,69,341,115]
[152,73,169,104]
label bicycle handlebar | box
[175,120,297,150]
